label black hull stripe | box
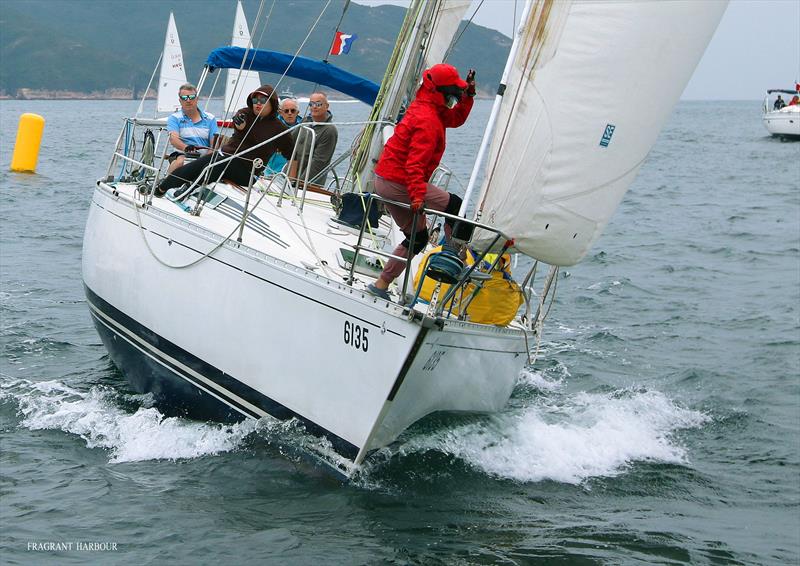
[218,199,281,239]
[88,305,260,420]
[215,202,289,249]
[387,328,429,402]
[84,284,359,461]
[435,343,527,355]
[95,199,405,338]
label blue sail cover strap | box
[205,47,379,105]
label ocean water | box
[0,99,798,565]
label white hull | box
[82,182,527,473]
[762,106,800,139]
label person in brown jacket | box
[156,84,294,198]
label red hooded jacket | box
[374,75,473,202]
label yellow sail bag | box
[413,247,523,326]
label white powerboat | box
[762,89,800,140]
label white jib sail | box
[472,0,727,266]
[224,1,262,115]
[156,13,187,114]
[424,0,471,68]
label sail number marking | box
[599,123,616,147]
[344,320,369,352]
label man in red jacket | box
[368,64,476,300]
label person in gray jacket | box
[290,92,338,186]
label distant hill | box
[0,0,511,98]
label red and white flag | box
[330,31,358,55]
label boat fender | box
[403,228,429,254]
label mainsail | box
[472,0,727,266]
[156,13,187,114]
[224,0,262,115]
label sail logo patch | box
[600,124,616,147]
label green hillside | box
[0,0,511,96]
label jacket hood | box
[418,64,467,109]
[247,84,279,119]
[423,64,467,90]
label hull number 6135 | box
[344,320,369,352]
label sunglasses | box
[308,101,325,108]
[251,96,269,105]
[179,93,197,101]
[282,108,298,114]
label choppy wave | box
[1,373,709,486]
[394,386,709,485]
[0,377,257,463]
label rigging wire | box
[323,0,352,65]
[221,0,275,119]
[443,0,485,62]
[298,0,353,123]
[528,265,558,365]
[193,0,330,203]
[137,0,336,269]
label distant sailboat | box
[156,13,187,114]
[224,1,262,115]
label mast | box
[348,0,471,190]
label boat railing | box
[429,166,453,192]
[106,117,397,209]
[280,124,317,212]
[347,193,515,318]
[105,117,171,184]
[270,119,395,211]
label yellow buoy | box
[10,113,46,173]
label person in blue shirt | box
[264,97,302,175]
[166,83,219,173]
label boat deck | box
[107,178,439,313]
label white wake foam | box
[518,367,568,392]
[400,388,709,484]
[1,377,256,463]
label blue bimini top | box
[205,47,380,105]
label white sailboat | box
[156,12,187,114]
[224,1,262,115]
[83,0,727,476]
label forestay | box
[156,13,187,114]
[349,0,471,185]
[472,0,727,266]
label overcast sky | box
[355,0,800,100]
